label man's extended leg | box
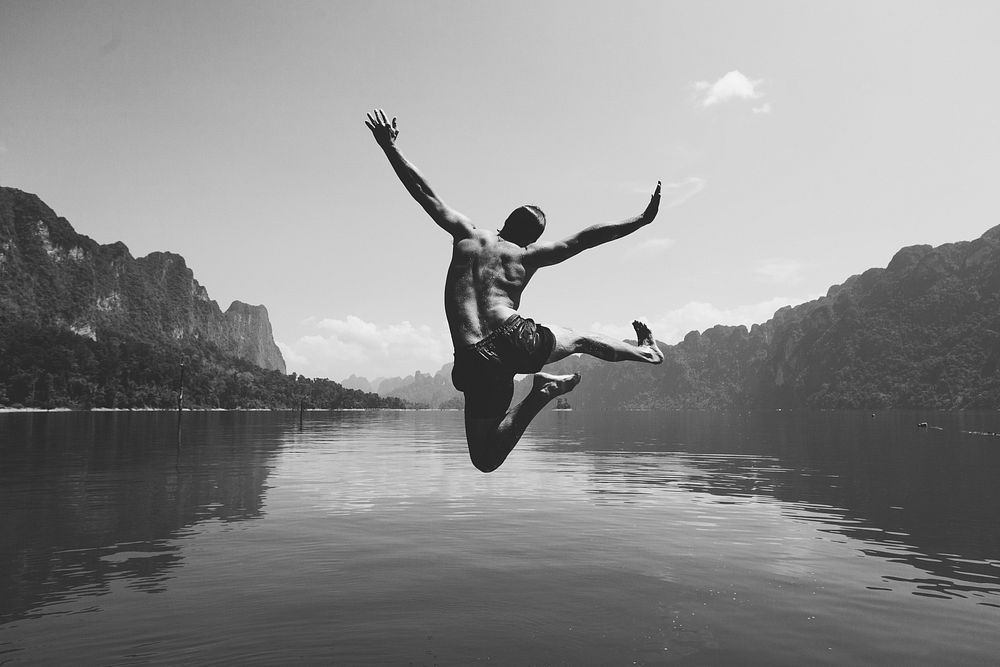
[546,320,664,364]
[464,372,581,473]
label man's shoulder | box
[454,228,530,262]
[454,227,496,248]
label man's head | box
[498,205,546,246]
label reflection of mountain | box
[534,410,1000,605]
[0,412,284,622]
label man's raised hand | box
[642,181,662,223]
[365,108,399,149]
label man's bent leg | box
[465,373,581,473]
[546,320,664,365]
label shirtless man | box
[366,109,664,472]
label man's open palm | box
[643,181,662,223]
[365,108,398,148]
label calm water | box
[1,409,999,665]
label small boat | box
[554,398,572,411]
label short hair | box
[499,205,546,246]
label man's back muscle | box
[444,229,535,347]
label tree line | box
[0,321,405,410]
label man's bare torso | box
[444,228,537,347]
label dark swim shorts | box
[452,314,556,418]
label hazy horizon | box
[3,1,998,382]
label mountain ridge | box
[0,186,285,372]
[351,223,1000,409]
[0,187,407,410]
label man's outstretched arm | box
[524,181,661,267]
[365,109,473,239]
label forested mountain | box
[548,224,1000,409]
[0,187,402,410]
[0,187,284,371]
[370,224,1000,410]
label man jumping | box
[366,109,664,473]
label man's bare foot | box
[632,320,664,364]
[533,372,582,398]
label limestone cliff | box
[0,187,285,373]
[222,301,286,373]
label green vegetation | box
[0,321,404,410]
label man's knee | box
[465,424,501,473]
[471,455,500,473]
[468,445,500,473]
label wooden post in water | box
[177,362,186,413]
[176,361,186,447]
[295,373,305,430]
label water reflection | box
[532,409,1000,607]
[3,409,999,664]
[0,411,287,622]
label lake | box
[2,409,999,665]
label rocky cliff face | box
[0,187,285,373]
[222,301,285,373]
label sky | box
[2,1,999,382]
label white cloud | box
[663,177,707,208]
[752,102,772,114]
[694,70,765,108]
[754,258,804,284]
[588,296,812,344]
[281,315,452,380]
[276,340,308,367]
[623,237,676,261]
